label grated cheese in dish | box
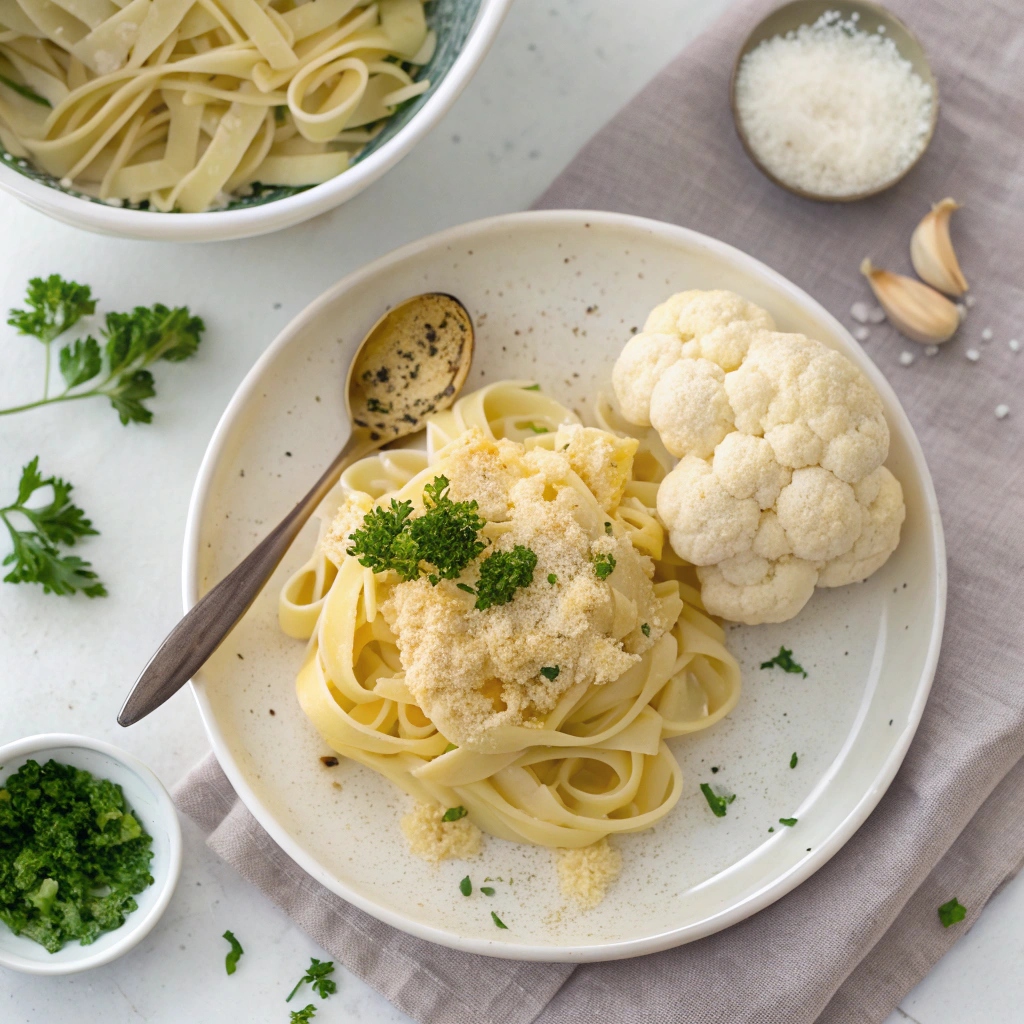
[400,802,483,864]
[556,839,623,909]
[734,11,934,197]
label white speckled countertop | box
[0,1,1020,1021]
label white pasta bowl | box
[0,0,511,243]
[0,733,182,975]
[183,210,945,960]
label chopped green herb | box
[540,666,560,681]
[7,275,94,345]
[0,759,153,952]
[442,806,468,822]
[456,582,477,594]
[779,817,798,827]
[480,887,496,896]
[290,1005,317,1023]
[2,457,107,597]
[474,545,537,610]
[790,752,798,769]
[522,384,540,391]
[410,476,487,582]
[641,622,650,637]
[710,766,719,774]
[0,73,52,107]
[768,826,775,832]
[223,930,243,975]
[760,646,807,677]
[459,876,472,897]
[938,898,966,928]
[524,422,549,434]
[547,573,557,585]
[593,552,616,580]
[699,783,736,818]
[604,521,612,535]
[286,958,336,1002]
[347,499,418,578]
[490,911,508,929]
[274,104,287,123]
[443,743,458,753]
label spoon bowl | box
[118,293,474,727]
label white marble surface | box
[0,0,1020,1021]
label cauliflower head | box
[614,289,906,625]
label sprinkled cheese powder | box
[400,802,482,863]
[556,838,622,909]
[735,11,934,197]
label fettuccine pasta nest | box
[0,0,434,210]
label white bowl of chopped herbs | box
[0,734,181,974]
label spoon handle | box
[118,432,369,727]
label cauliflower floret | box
[725,332,889,483]
[775,467,862,562]
[818,467,905,586]
[698,553,818,625]
[645,289,774,340]
[712,432,791,509]
[656,456,759,565]
[681,321,769,372]
[649,358,734,459]
[751,510,791,559]
[611,332,683,426]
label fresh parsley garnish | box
[457,582,476,594]
[286,958,336,1002]
[0,73,52,107]
[459,876,472,897]
[641,622,650,637]
[540,666,560,681]
[604,521,612,535]
[223,930,243,975]
[790,752,798,769]
[442,806,468,822]
[778,817,798,827]
[760,646,807,677]
[290,1006,317,1023]
[2,457,107,597]
[491,911,508,929]
[593,552,616,580]
[0,759,153,951]
[700,783,736,818]
[547,573,557,585]
[480,886,496,897]
[473,545,537,610]
[938,897,966,927]
[3,277,204,423]
[522,384,540,391]
[347,499,418,577]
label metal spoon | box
[118,293,474,727]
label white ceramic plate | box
[184,211,945,961]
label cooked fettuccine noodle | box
[279,382,741,850]
[0,0,433,210]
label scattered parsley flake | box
[491,911,508,929]
[540,666,560,681]
[474,545,537,610]
[641,622,650,637]
[223,930,243,975]
[286,958,336,1002]
[604,521,612,535]
[760,646,807,677]
[443,743,458,753]
[779,817,798,827]
[0,73,52,107]
[442,806,468,822]
[938,898,966,927]
[2,457,107,597]
[524,422,549,433]
[547,573,557,585]
[700,783,735,818]
[790,752,798,769]
[456,582,476,594]
[459,876,472,897]
[593,552,616,580]
[290,1005,317,1023]
[480,886,496,896]
[522,384,540,391]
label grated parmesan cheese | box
[400,802,482,863]
[735,11,934,197]
[555,838,622,909]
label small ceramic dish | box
[730,0,939,202]
[0,734,182,975]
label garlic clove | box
[860,259,962,345]
[910,198,969,297]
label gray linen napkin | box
[175,0,1024,1020]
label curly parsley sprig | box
[1,457,106,597]
[286,957,337,1002]
[3,275,204,424]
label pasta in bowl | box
[280,382,740,863]
[0,0,510,239]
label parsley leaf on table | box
[442,806,468,822]
[938,898,966,927]
[1,457,106,597]
[222,930,244,975]
[286,957,337,1002]
[760,646,808,678]
[290,1006,317,1023]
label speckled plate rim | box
[181,209,946,961]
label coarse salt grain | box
[899,351,915,366]
[965,348,980,362]
[867,305,886,324]
[1010,339,1021,352]
[851,301,871,323]
[965,294,977,308]
[981,327,994,341]
[925,345,939,356]
[735,12,933,197]
[995,405,1010,420]
[853,325,870,341]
